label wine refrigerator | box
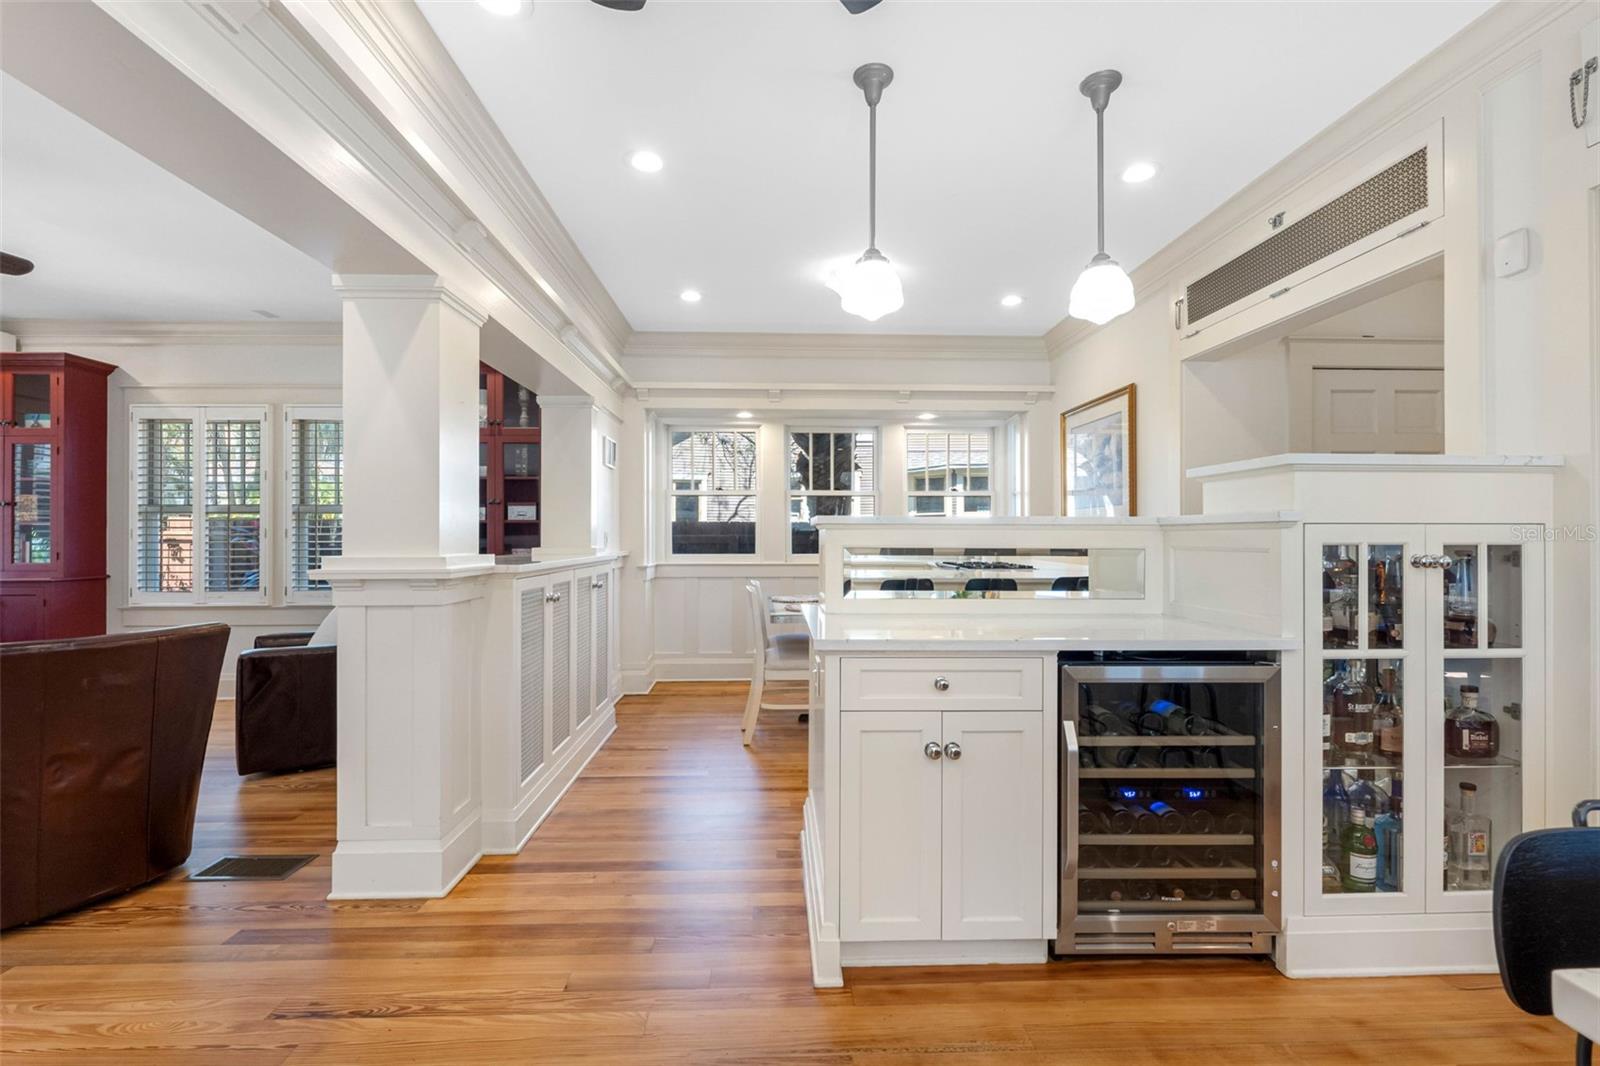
[1055,652,1282,955]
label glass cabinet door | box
[1427,527,1543,912]
[8,441,57,568]
[7,373,55,431]
[1306,525,1426,915]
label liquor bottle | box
[1146,800,1186,834]
[1374,667,1403,761]
[1445,685,1499,760]
[1340,809,1379,892]
[1322,769,1351,852]
[1346,772,1389,817]
[1325,661,1355,762]
[1374,779,1403,893]
[1446,782,1492,890]
[1337,663,1377,766]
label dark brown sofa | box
[1,623,228,930]
[234,632,335,776]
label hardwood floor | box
[0,681,1573,1064]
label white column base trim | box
[481,701,617,853]
[328,811,482,900]
[621,658,658,695]
[1279,913,1498,977]
[840,939,1049,968]
[802,793,842,988]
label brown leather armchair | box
[1,623,228,930]
[234,632,335,776]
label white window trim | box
[128,404,270,606]
[784,425,880,559]
[902,423,1001,518]
[662,424,761,560]
[282,405,342,605]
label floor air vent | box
[190,854,316,881]
[1185,145,1429,325]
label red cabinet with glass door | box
[478,363,541,556]
[0,352,115,642]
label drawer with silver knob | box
[839,656,1044,712]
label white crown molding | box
[624,331,1049,362]
[331,272,488,326]
[1042,0,1581,358]
[302,1,632,368]
[1,319,341,348]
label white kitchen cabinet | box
[1304,523,1544,921]
[840,708,1044,944]
[941,711,1044,941]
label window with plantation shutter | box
[129,405,268,604]
[285,410,343,600]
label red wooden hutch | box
[479,362,541,556]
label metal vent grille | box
[551,578,572,748]
[595,576,610,706]
[519,586,546,780]
[190,854,315,881]
[1186,146,1429,323]
[575,576,592,727]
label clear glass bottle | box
[1374,778,1403,893]
[1445,684,1499,760]
[1340,808,1378,892]
[1322,769,1351,856]
[1446,781,1492,890]
[1331,663,1376,765]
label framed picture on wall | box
[1060,383,1136,517]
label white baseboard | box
[621,658,658,695]
[801,794,842,988]
[328,810,482,900]
[481,701,617,854]
[652,656,755,682]
[840,940,1049,967]
[1280,913,1498,977]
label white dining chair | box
[742,579,810,746]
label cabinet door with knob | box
[941,711,1044,940]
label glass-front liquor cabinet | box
[1305,524,1544,918]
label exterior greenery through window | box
[288,414,343,597]
[669,429,757,555]
[906,429,993,517]
[133,406,266,603]
[789,430,876,554]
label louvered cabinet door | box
[550,575,573,752]
[574,568,593,728]
[518,581,547,782]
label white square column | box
[322,275,495,899]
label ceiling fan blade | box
[590,0,646,10]
[1,253,35,277]
[840,0,884,13]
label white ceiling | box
[420,0,1491,336]
[0,74,340,324]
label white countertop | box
[1186,452,1564,481]
[800,605,1294,652]
[491,550,625,576]
[1553,968,1600,1043]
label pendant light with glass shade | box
[827,63,903,322]
[1068,69,1136,325]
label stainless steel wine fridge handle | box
[1061,718,1080,882]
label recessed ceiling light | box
[1000,294,1023,308]
[629,149,664,173]
[679,289,702,303]
[1121,161,1158,184]
[735,411,754,419]
[917,412,937,421]
[477,0,528,16]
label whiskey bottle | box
[1339,663,1377,765]
[1446,782,1492,890]
[1374,666,1403,760]
[1339,809,1379,892]
[1444,685,1499,760]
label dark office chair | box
[1493,799,1600,1066]
[1052,576,1089,592]
[964,578,1017,593]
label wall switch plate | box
[1494,228,1530,277]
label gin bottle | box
[1374,779,1403,893]
[1446,782,1492,890]
[1340,809,1378,892]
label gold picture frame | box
[1060,383,1137,517]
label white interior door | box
[840,711,943,942]
[1312,368,1444,454]
[941,711,1043,940]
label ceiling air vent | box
[1181,132,1437,333]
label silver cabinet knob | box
[943,741,962,761]
[591,578,604,589]
[545,591,563,603]
[1410,553,1429,569]
[933,676,950,692]
[923,742,943,761]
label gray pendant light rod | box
[853,63,894,254]
[1079,69,1122,258]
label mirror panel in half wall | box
[841,547,1145,600]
